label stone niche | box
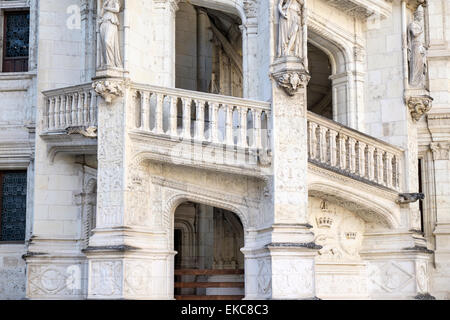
[308,196,370,299]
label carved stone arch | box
[188,0,246,23]
[307,22,353,75]
[174,217,197,268]
[81,168,97,249]
[307,15,363,128]
[166,193,249,230]
[308,183,399,230]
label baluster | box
[83,91,89,125]
[210,102,219,143]
[253,109,262,150]
[54,96,60,129]
[225,105,234,146]
[385,152,394,188]
[77,92,83,126]
[169,95,178,137]
[49,97,56,130]
[338,133,347,170]
[45,98,53,130]
[366,146,375,181]
[141,91,150,131]
[66,94,73,126]
[328,130,338,166]
[195,100,205,141]
[44,98,50,130]
[348,137,357,173]
[59,95,66,129]
[392,156,400,189]
[318,125,328,163]
[182,98,192,140]
[375,149,384,184]
[155,94,164,134]
[308,122,318,160]
[239,107,248,148]
[356,141,366,178]
[71,93,77,126]
[89,89,96,126]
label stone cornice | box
[322,0,392,20]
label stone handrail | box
[42,83,98,132]
[307,111,404,191]
[131,83,271,151]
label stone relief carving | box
[90,260,122,296]
[124,260,152,296]
[99,0,123,69]
[416,261,428,293]
[277,0,304,59]
[406,95,433,122]
[369,262,414,293]
[310,199,365,262]
[28,265,82,297]
[257,259,272,296]
[272,259,314,297]
[407,6,427,88]
[92,79,125,103]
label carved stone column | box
[265,0,319,299]
[430,141,450,295]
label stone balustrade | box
[131,84,271,152]
[42,83,98,132]
[307,111,404,191]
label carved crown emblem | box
[316,200,334,228]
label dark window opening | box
[0,171,27,242]
[418,159,424,233]
[2,11,29,72]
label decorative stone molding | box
[322,0,377,20]
[243,0,258,18]
[92,79,125,103]
[66,126,98,138]
[406,95,433,122]
[430,142,450,161]
[271,56,310,96]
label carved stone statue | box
[277,0,304,58]
[99,0,122,68]
[407,7,427,88]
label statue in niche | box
[277,0,304,58]
[99,0,122,69]
[407,6,427,88]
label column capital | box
[430,141,450,161]
[153,0,180,13]
[270,58,310,96]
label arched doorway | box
[307,42,333,119]
[173,202,245,300]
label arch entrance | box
[173,201,245,300]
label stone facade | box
[0,0,449,300]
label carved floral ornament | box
[272,70,310,96]
[92,79,126,103]
[406,95,433,122]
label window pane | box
[5,12,30,58]
[1,172,27,241]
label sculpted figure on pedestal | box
[407,6,427,88]
[99,0,122,68]
[277,0,304,58]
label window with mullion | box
[0,171,27,242]
[2,10,29,72]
